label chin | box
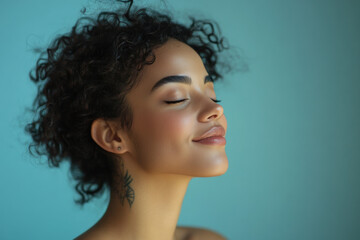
[194,156,229,178]
[210,159,229,177]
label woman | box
[25,0,231,239]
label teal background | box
[1,0,359,239]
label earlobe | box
[90,118,126,154]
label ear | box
[90,118,129,154]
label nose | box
[198,98,224,122]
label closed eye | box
[164,98,221,104]
[164,99,188,104]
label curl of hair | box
[25,0,230,205]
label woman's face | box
[125,38,228,177]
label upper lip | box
[192,125,226,142]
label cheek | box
[133,108,195,171]
[152,111,193,140]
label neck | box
[95,166,192,240]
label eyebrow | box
[150,75,213,93]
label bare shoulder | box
[176,225,227,240]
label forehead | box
[133,38,208,92]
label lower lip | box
[192,136,226,145]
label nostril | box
[208,114,218,120]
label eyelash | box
[164,98,221,104]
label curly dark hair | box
[25,0,231,205]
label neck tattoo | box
[114,161,135,208]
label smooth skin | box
[75,38,228,240]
